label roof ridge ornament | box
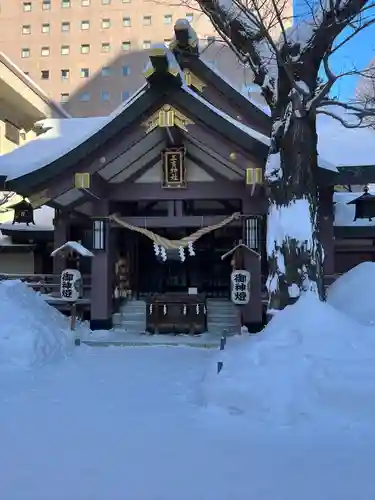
[142,45,183,86]
[171,19,199,56]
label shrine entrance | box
[123,226,240,299]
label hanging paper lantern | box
[187,241,195,256]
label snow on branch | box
[196,0,293,104]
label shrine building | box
[1,21,375,334]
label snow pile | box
[0,280,76,370]
[204,292,375,431]
[327,262,375,325]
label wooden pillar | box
[319,186,335,276]
[90,200,114,330]
[53,211,69,275]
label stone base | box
[90,318,113,330]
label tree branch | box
[316,108,370,128]
[197,0,276,103]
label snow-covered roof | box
[318,109,375,168]
[0,85,148,181]
[51,241,94,257]
[1,205,54,231]
[334,192,375,227]
[183,85,270,146]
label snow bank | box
[204,293,375,431]
[0,280,76,370]
[327,262,375,325]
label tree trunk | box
[265,97,325,312]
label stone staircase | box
[112,299,146,333]
[206,298,241,335]
[112,298,240,336]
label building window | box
[61,69,70,80]
[21,48,30,58]
[61,21,70,32]
[41,46,50,57]
[81,20,90,30]
[41,70,50,80]
[81,0,90,5]
[101,42,110,53]
[60,93,69,103]
[61,45,70,55]
[81,44,90,54]
[22,25,31,35]
[122,17,131,27]
[143,15,151,26]
[164,14,172,24]
[79,92,90,102]
[122,65,130,76]
[122,90,130,101]
[102,0,111,4]
[61,0,70,7]
[42,0,51,10]
[143,40,151,50]
[102,18,111,29]
[23,2,32,11]
[186,13,194,22]
[122,41,131,51]
[101,66,111,76]
[80,67,90,78]
[41,23,50,33]
[101,91,110,101]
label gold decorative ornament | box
[246,167,263,185]
[183,70,206,92]
[74,172,91,189]
[142,105,194,133]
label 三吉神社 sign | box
[162,148,186,188]
[231,270,250,305]
[60,269,82,302]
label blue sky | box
[295,0,375,101]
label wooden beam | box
[111,215,242,228]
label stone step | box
[118,311,145,320]
[207,321,239,331]
[118,319,146,330]
[207,311,238,318]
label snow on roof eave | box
[51,241,94,257]
[318,155,338,173]
[182,84,271,146]
[0,223,53,232]
[1,83,149,183]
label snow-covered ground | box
[2,270,375,499]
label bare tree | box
[175,0,375,311]
[0,192,19,215]
[357,62,375,125]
